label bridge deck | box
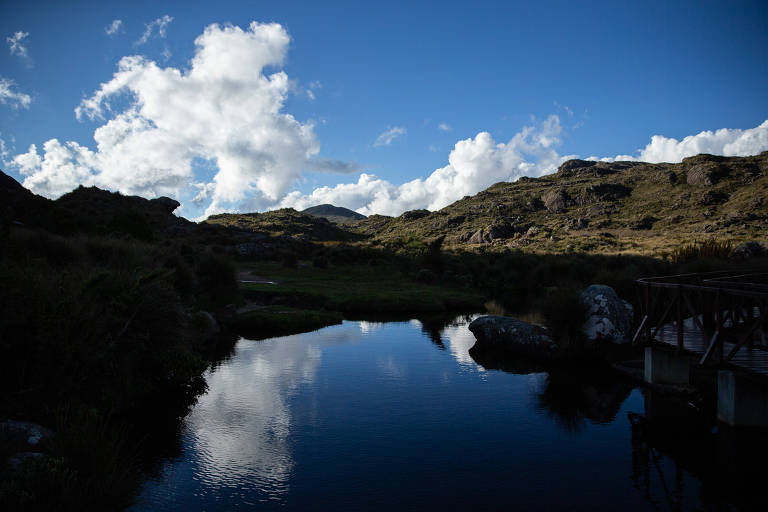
[654,323,768,376]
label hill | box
[351,152,768,255]
[302,203,367,224]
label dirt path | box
[237,270,278,285]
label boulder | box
[399,209,430,221]
[541,188,570,212]
[629,215,657,230]
[580,285,634,344]
[193,310,220,341]
[468,229,484,244]
[578,183,632,205]
[730,241,768,260]
[0,420,54,447]
[468,315,557,359]
[684,155,730,186]
[486,222,515,241]
[150,196,181,213]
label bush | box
[669,238,733,263]
[196,252,239,309]
[539,288,587,349]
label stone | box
[468,315,557,359]
[486,222,515,241]
[399,209,430,221]
[526,225,540,237]
[541,188,570,212]
[193,310,220,341]
[468,229,484,244]
[629,215,657,230]
[0,420,54,447]
[684,155,730,186]
[150,196,181,213]
[730,241,768,260]
[578,183,632,205]
[580,285,634,344]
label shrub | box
[196,252,239,309]
[539,287,587,349]
[669,238,732,263]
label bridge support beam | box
[717,370,768,427]
[644,347,692,385]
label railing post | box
[677,284,684,350]
[644,283,651,343]
[716,289,724,365]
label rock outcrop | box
[468,315,557,358]
[580,285,634,344]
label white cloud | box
[374,126,406,147]
[105,19,123,36]
[6,31,29,58]
[136,15,173,46]
[589,120,768,164]
[0,134,13,163]
[12,21,319,215]
[281,115,573,215]
[636,121,768,163]
[438,123,451,132]
[0,77,31,109]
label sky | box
[1,0,767,220]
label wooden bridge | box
[634,271,768,376]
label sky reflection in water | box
[132,316,751,511]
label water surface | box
[132,316,767,510]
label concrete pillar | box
[644,347,691,385]
[717,370,768,427]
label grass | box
[232,306,343,340]
[239,261,485,314]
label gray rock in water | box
[0,420,54,447]
[468,316,557,358]
[580,285,633,344]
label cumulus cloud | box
[0,77,31,109]
[105,19,123,36]
[136,15,173,45]
[374,126,406,147]
[588,120,768,164]
[636,121,768,163]
[281,115,572,215]
[12,21,318,215]
[6,31,29,58]
[438,123,451,132]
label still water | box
[132,316,767,511]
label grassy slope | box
[238,261,484,313]
[350,152,768,255]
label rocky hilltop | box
[351,152,768,254]
[302,204,367,224]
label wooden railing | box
[634,271,768,365]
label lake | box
[131,315,768,510]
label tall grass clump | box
[669,238,733,263]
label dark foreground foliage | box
[0,227,239,510]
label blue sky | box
[2,0,767,218]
